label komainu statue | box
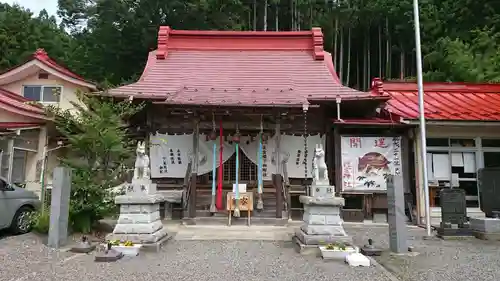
[134,141,150,180]
[312,144,329,184]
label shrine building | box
[106,27,414,224]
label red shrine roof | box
[0,49,97,90]
[371,78,500,121]
[0,88,47,122]
[108,27,378,106]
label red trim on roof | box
[0,49,96,87]
[0,122,43,129]
[110,27,371,106]
[0,88,47,120]
[372,79,500,121]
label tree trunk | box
[385,17,391,79]
[378,24,382,77]
[367,28,371,89]
[275,2,279,31]
[363,34,367,90]
[339,27,344,84]
[346,27,351,86]
[309,0,313,28]
[264,0,268,31]
[400,44,405,80]
[356,48,360,89]
[253,0,257,31]
[334,17,338,72]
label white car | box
[0,177,41,234]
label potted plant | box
[108,240,142,256]
[319,242,359,260]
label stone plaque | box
[386,174,407,253]
[310,185,335,197]
[478,168,500,217]
[440,189,467,226]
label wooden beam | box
[274,117,283,219]
[189,117,199,218]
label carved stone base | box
[295,228,352,245]
[295,192,350,246]
[106,227,169,244]
[108,189,168,245]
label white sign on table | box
[232,184,247,193]
[341,136,403,191]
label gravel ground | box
[345,225,500,281]
[9,239,392,281]
[0,232,74,281]
[3,225,500,281]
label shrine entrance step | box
[174,225,293,241]
[183,215,288,226]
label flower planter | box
[111,244,142,256]
[319,246,359,260]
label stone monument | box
[437,189,473,238]
[387,174,408,253]
[106,141,170,251]
[471,168,500,240]
[293,144,351,255]
[47,167,72,249]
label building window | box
[23,85,61,103]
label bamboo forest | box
[1,0,500,90]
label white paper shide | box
[341,136,403,191]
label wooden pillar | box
[333,126,342,194]
[274,117,283,218]
[189,118,199,218]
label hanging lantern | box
[210,130,217,141]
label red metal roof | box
[0,88,47,120]
[0,49,96,86]
[372,79,500,121]
[0,122,44,129]
[109,27,372,106]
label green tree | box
[46,91,144,233]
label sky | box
[1,0,58,17]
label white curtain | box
[150,133,235,178]
[239,135,276,180]
[281,134,325,178]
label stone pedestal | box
[106,179,170,251]
[471,218,500,240]
[293,185,351,255]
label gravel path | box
[3,225,500,281]
[0,233,74,281]
[345,225,500,281]
[14,240,392,281]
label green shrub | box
[30,211,51,234]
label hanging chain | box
[303,106,308,181]
[260,114,263,134]
[212,112,216,132]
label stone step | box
[181,216,289,227]
[174,225,293,241]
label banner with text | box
[341,136,403,191]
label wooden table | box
[227,192,253,226]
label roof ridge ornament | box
[156,26,171,60]
[371,77,384,95]
[311,27,324,61]
[34,48,48,59]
